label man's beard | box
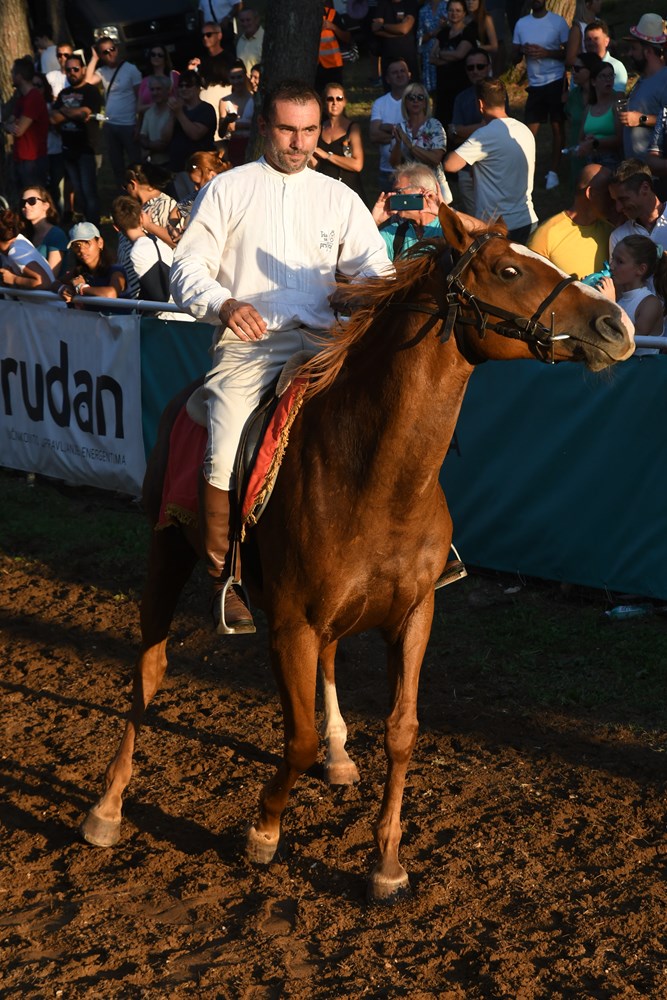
[264,139,312,174]
[630,53,647,73]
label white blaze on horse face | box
[509,243,636,350]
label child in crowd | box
[597,235,666,353]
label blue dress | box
[418,1,448,92]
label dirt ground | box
[2,545,667,999]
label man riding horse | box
[170,79,392,635]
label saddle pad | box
[157,405,207,530]
[157,376,308,533]
[241,376,307,538]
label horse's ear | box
[438,203,472,252]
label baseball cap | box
[68,222,101,247]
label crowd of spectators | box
[1,3,667,343]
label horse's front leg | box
[320,641,360,786]
[80,526,197,847]
[367,591,434,903]
[246,623,319,864]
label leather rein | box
[398,232,577,365]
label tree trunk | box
[247,0,322,160]
[0,0,32,199]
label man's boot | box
[198,474,256,635]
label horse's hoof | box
[366,865,411,904]
[246,825,279,865]
[79,809,122,848]
[323,760,361,786]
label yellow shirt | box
[528,212,612,280]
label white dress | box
[617,286,661,356]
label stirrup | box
[212,577,256,635]
[435,545,467,590]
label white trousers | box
[203,326,323,490]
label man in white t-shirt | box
[370,59,411,189]
[609,159,667,258]
[46,43,73,100]
[444,77,537,242]
[512,0,568,192]
[84,38,142,188]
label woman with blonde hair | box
[389,82,451,202]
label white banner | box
[0,301,146,494]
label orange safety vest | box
[319,7,343,68]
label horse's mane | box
[301,218,505,398]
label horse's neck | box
[326,329,474,487]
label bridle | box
[399,232,577,364]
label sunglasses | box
[406,93,426,101]
[66,65,82,72]
[467,62,488,70]
[150,50,165,57]
[202,31,220,37]
[326,95,344,102]
[21,197,44,206]
[100,46,116,55]
[57,51,72,58]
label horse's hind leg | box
[247,624,320,864]
[320,641,360,786]
[367,592,434,903]
[80,526,197,847]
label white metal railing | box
[0,287,186,314]
[0,289,664,350]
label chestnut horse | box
[80,205,634,901]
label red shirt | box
[13,87,49,162]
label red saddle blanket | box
[158,377,307,537]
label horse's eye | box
[500,266,520,280]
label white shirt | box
[513,12,569,87]
[603,52,627,94]
[1,234,55,282]
[610,209,667,258]
[171,157,393,330]
[456,117,538,230]
[370,92,404,174]
[46,69,67,99]
[237,26,264,74]
[98,61,142,125]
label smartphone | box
[389,193,424,211]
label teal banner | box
[139,317,213,458]
[441,357,667,599]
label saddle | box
[158,354,311,538]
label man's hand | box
[618,110,647,128]
[371,191,392,225]
[219,298,267,341]
[0,268,15,285]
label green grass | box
[0,469,149,592]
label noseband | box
[404,232,577,364]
